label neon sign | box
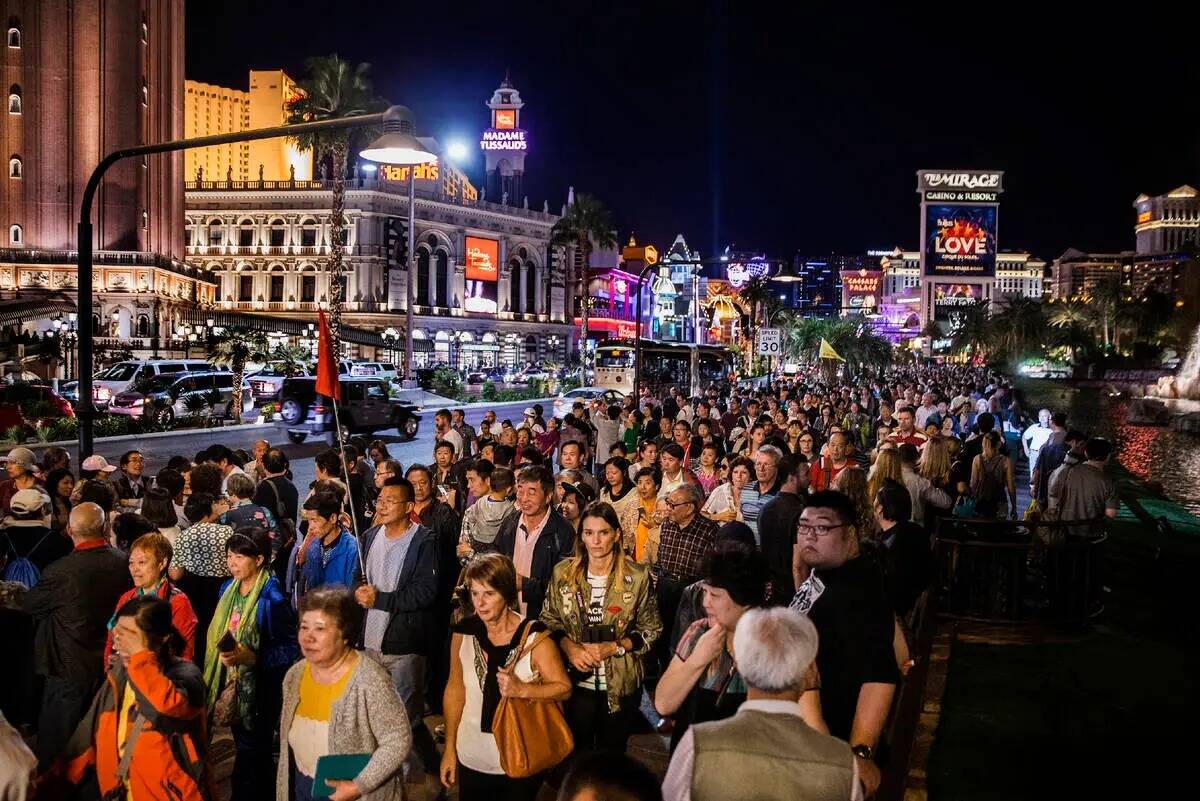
[381,163,439,182]
[727,257,770,288]
[479,129,528,151]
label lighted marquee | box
[842,270,882,311]
[727,257,770,288]
[464,236,499,314]
[479,129,528,152]
[924,205,997,278]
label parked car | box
[509,366,552,385]
[59,381,79,406]
[248,363,312,402]
[107,371,253,425]
[350,362,399,381]
[0,383,76,430]
[275,376,419,446]
[552,386,626,419]
[465,369,505,384]
[92,359,212,408]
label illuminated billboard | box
[841,270,882,313]
[495,109,516,130]
[924,205,997,278]
[464,236,499,314]
[727,257,770,288]
[480,129,528,152]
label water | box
[1016,379,1200,515]
[1178,323,1200,399]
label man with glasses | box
[114,450,147,504]
[654,484,718,672]
[789,490,897,798]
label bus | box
[593,341,735,396]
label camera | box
[581,623,616,644]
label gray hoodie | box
[460,495,515,557]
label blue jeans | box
[292,770,316,801]
[373,652,441,779]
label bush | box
[431,366,462,399]
[94,415,129,438]
[4,425,27,444]
[480,381,499,402]
[49,417,79,441]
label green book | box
[311,753,371,798]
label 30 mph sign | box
[757,328,782,355]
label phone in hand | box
[217,630,238,653]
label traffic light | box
[384,216,408,271]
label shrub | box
[480,381,499,402]
[4,425,27,443]
[49,417,78,442]
[431,366,462,399]
[94,415,129,438]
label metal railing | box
[0,248,208,280]
[933,515,1107,625]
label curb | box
[432,396,559,411]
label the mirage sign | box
[917,170,1004,193]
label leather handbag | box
[212,669,241,727]
[491,625,573,778]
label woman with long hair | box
[833,467,874,542]
[63,596,213,800]
[867,447,904,508]
[45,467,74,534]
[204,528,298,801]
[541,502,662,756]
[971,431,1017,519]
[441,555,571,799]
[784,420,804,455]
[600,457,638,542]
[142,487,183,546]
[918,436,953,491]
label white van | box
[92,359,212,408]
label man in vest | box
[662,606,862,801]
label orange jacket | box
[64,650,214,801]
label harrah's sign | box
[918,170,1003,193]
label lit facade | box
[1134,185,1200,254]
[184,70,312,183]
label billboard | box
[842,269,882,313]
[924,205,997,277]
[464,236,499,314]
[727,257,770,288]
[931,283,983,326]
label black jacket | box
[493,508,575,620]
[758,491,806,604]
[879,521,935,619]
[355,524,439,656]
[417,499,462,599]
[23,543,131,684]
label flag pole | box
[330,398,368,581]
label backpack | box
[973,456,1006,517]
[3,531,51,589]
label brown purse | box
[491,624,574,778]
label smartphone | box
[217,630,238,653]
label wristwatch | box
[851,744,874,761]
[614,644,627,657]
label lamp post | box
[381,326,399,369]
[358,106,438,386]
[76,106,421,457]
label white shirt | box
[662,699,863,801]
[438,427,465,460]
[512,511,550,614]
[1022,423,1052,461]
[220,465,247,495]
[915,404,938,430]
[658,470,688,500]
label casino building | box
[183,74,576,371]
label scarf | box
[203,569,269,725]
[106,578,171,633]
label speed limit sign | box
[757,328,782,356]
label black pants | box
[457,762,543,801]
[565,687,640,755]
[230,672,284,801]
[177,572,225,669]
[653,576,687,677]
[35,675,95,770]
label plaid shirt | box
[656,513,719,583]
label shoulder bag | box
[492,623,574,778]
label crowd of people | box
[0,362,1119,801]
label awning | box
[0,295,77,328]
[181,308,400,349]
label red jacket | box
[103,583,198,666]
[64,651,214,801]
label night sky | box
[187,1,1200,262]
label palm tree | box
[737,276,775,373]
[206,326,270,419]
[271,343,312,377]
[947,299,992,360]
[991,294,1047,364]
[287,55,387,349]
[1046,299,1095,364]
[550,194,617,372]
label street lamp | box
[77,104,415,456]
[358,105,438,387]
[381,326,399,368]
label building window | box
[6,27,18,48]
[509,260,522,313]
[269,219,286,247]
[416,249,431,306]
[141,80,148,106]
[208,225,224,247]
[141,210,148,229]
[525,335,537,361]
[8,224,20,244]
[435,251,449,307]
[238,274,253,301]
[269,274,284,302]
[92,314,102,335]
[136,315,150,338]
[300,219,317,247]
[141,13,148,42]
[238,221,255,247]
[8,156,20,179]
[301,275,316,303]
[8,86,20,114]
[524,260,536,313]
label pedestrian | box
[452,409,477,458]
[558,752,663,801]
[22,502,130,768]
[245,439,271,484]
[44,467,75,534]
[541,502,662,756]
[654,484,719,672]
[758,453,809,603]
[2,487,70,574]
[294,491,360,594]
[873,479,934,620]
[170,493,234,668]
[103,532,198,664]
[701,457,752,524]
[494,465,576,619]
[220,472,280,538]
[459,464,516,562]
[0,446,44,517]
[969,431,1017,519]
[441,554,572,799]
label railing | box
[933,515,1107,625]
[0,248,208,280]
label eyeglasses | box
[664,498,694,509]
[797,523,844,538]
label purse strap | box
[506,618,540,668]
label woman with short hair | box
[277,587,412,801]
[441,554,572,799]
[104,532,198,665]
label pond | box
[1015,379,1200,516]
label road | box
[24,399,550,491]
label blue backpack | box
[3,532,51,589]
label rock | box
[1169,411,1200,434]
[1126,398,1169,426]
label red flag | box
[314,309,341,401]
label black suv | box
[276,377,420,446]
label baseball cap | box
[2,447,36,470]
[523,407,536,417]
[10,488,47,515]
[82,455,118,473]
[559,480,596,506]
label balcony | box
[0,248,210,282]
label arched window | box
[435,250,449,307]
[416,248,431,306]
[237,218,255,247]
[524,260,536,313]
[8,224,20,245]
[92,314,102,335]
[8,85,20,114]
[6,27,18,49]
[207,218,224,247]
[525,335,538,361]
[268,217,286,247]
[509,260,522,313]
[8,156,20,179]
[299,217,318,247]
[136,315,150,338]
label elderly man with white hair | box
[1021,409,1054,484]
[662,606,862,801]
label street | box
[28,399,550,491]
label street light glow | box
[446,141,469,162]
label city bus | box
[593,341,735,397]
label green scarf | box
[203,569,269,726]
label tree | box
[271,343,311,377]
[990,294,1047,364]
[206,326,269,419]
[738,276,774,374]
[550,194,616,375]
[1046,299,1095,364]
[287,55,387,350]
[948,299,992,359]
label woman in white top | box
[441,553,572,801]
[701,456,755,523]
